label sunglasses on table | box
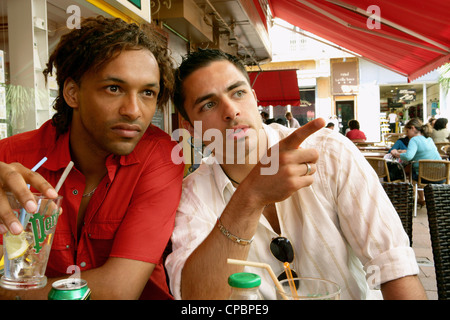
[270,236,298,281]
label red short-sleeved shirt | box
[346,129,367,141]
[0,121,184,299]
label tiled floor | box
[413,205,438,300]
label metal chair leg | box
[413,183,418,217]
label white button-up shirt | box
[165,124,419,300]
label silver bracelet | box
[216,218,254,246]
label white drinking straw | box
[54,161,74,192]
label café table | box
[358,146,390,151]
[361,151,388,158]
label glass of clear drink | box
[276,277,341,300]
[1,193,62,290]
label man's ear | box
[63,78,79,109]
[181,118,195,136]
[252,89,258,102]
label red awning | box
[249,70,301,106]
[268,0,450,81]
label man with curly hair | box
[0,16,184,300]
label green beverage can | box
[48,279,91,300]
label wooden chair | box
[424,184,450,299]
[411,160,450,216]
[366,157,406,182]
[381,182,414,246]
[444,145,450,157]
[366,157,389,181]
[384,133,405,145]
[435,142,450,160]
[434,142,450,153]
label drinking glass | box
[1,193,62,290]
[276,277,341,300]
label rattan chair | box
[435,142,450,154]
[366,157,407,182]
[381,182,414,246]
[424,184,450,300]
[435,142,450,160]
[411,160,450,216]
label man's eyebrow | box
[194,93,214,106]
[193,81,248,106]
[100,76,159,88]
[227,81,247,92]
[99,77,126,84]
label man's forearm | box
[181,188,264,300]
[380,275,427,300]
[0,257,155,300]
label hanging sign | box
[331,60,359,95]
[103,0,151,22]
[396,89,416,102]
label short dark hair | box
[434,117,448,131]
[173,49,249,123]
[43,16,174,136]
[348,119,360,130]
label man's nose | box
[119,94,141,120]
[222,99,240,121]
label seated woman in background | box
[385,127,417,181]
[400,118,442,206]
[345,119,367,142]
[431,118,449,143]
[388,134,410,158]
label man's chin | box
[109,141,138,156]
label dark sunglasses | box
[270,237,298,281]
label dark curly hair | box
[43,16,174,136]
[173,49,249,124]
[434,117,448,131]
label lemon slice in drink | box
[4,231,29,260]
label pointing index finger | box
[281,118,326,150]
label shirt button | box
[80,262,86,267]
[66,245,70,249]
[72,189,78,195]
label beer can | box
[48,279,91,300]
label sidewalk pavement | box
[413,204,438,300]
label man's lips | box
[226,125,250,140]
[111,124,142,138]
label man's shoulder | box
[0,120,56,151]
[130,125,184,167]
[138,125,177,150]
